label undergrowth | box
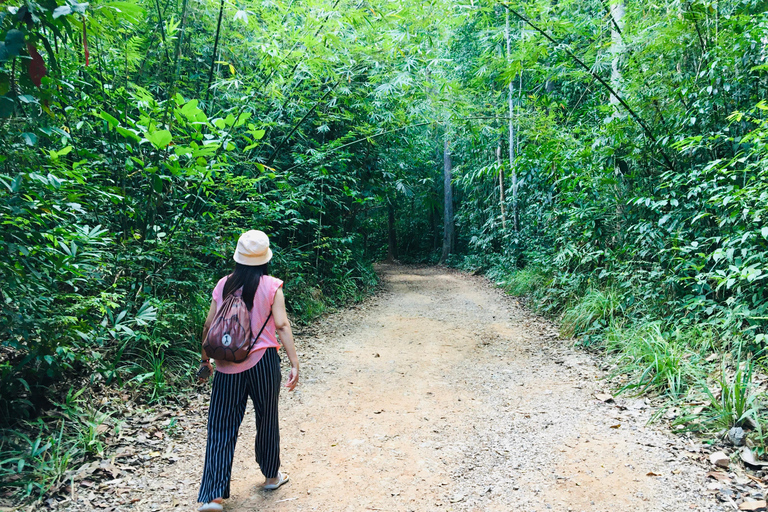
[1,390,118,500]
[500,268,549,298]
[560,288,623,339]
[606,323,700,397]
[469,254,768,454]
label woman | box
[197,230,300,512]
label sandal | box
[264,471,289,490]
[198,501,223,512]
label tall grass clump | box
[702,358,758,430]
[608,323,700,397]
[560,288,623,339]
[502,268,549,297]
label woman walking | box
[197,230,300,512]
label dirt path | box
[63,265,727,511]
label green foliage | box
[3,0,768,499]
[501,268,549,298]
[560,288,623,339]
[0,391,115,499]
[672,354,761,437]
[701,359,758,431]
[607,323,701,398]
[0,428,72,498]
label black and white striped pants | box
[198,347,282,503]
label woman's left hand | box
[285,366,299,391]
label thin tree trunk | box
[517,70,522,157]
[610,0,626,244]
[205,0,225,105]
[503,5,675,171]
[506,10,518,233]
[163,0,189,125]
[387,201,398,262]
[545,79,554,114]
[440,137,454,263]
[496,142,506,231]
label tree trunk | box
[363,208,369,259]
[496,142,507,231]
[506,10,518,233]
[544,79,554,114]
[610,0,626,243]
[387,201,398,262]
[440,138,454,263]
[205,0,225,105]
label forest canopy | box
[2,0,768,501]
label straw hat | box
[233,230,273,266]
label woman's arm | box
[272,287,299,391]
[198,300,217,381]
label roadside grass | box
[0,392,117,501]
[493,265,768,458]
[0,427,72,499]
[499,268,550,299]
[605,322,701,398]
[560,288,623,339]
[701,359,758,430]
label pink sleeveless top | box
[211,274,283,374]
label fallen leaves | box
[740,447,768,468]
[68,459,122,481]
[707,471,732,483]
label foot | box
[198,498,223,512]
[264,471,289,490]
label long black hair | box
[222,262,269,310]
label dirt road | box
[79,265,725,511]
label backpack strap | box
[245,311,273,354]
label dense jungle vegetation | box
[2,0,768,502]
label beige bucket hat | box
[233,230,273,266]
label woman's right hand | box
[197,360,213,383]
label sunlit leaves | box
[145,130,172,149]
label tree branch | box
[267,81,341,166]
[500,2,676,172]
[602,0,623,36]
[283,121,436,173]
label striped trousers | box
[198,347,282,503]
